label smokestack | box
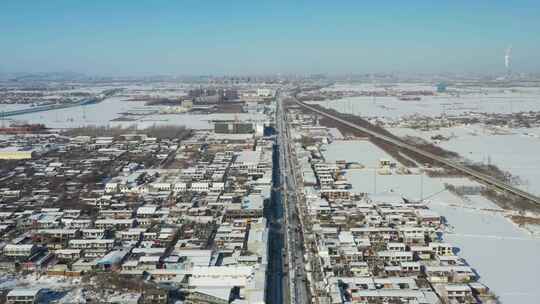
[505,45,512,71]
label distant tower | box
[505,45,512,77]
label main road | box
[266,139,285,304]
[276,91,310,304]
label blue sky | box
[1,1,539,76]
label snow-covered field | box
[389,126,540,196]
[323,140,393,167]
[0,274,124,303]
[312,83,540,119]
[0,274,81,291]
[324,140,540,304]
[5,94,268,130]
[313,83,540,196]
[110,112,268,130]
[6,97,149,128]
[0,104,34,112]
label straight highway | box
[276,91,310,304]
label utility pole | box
[373,167,377,194]
[420,172,424,203]
[510,99,514,114]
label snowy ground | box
[389,126,540,196]
[0,274,82,289]
[5,95,268,131]
[431,200,540,304]
[110,112,268,130]
[324,140,540,304]
[0,104,34,112]
[322,83,436,93]
[312,83,540,119]
[5,97,149,128]
[312,83,540,197]
[323,140,395,167]
[0,274,118,303]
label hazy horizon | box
[2,1,539,76]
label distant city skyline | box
[1,1,539,76]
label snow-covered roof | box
[7,288,42,297]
